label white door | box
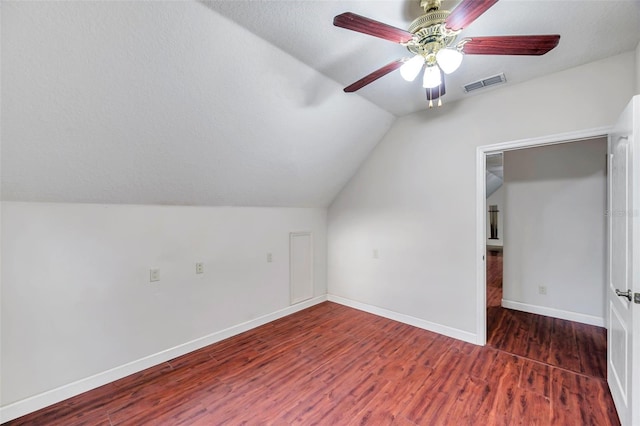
[290,232,313,304]
[608,96,639,426]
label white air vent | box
[463,73,506,93]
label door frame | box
[474,126,611,345]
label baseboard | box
[501,299,605,327]
[0,295,327,423]
[327,294,477,344]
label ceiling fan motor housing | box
[409,11,449,33]
[407,6,459,64]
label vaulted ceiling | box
[1,1,393,207]
[2,1,640,207]
[208,0,640,116]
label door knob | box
[615,289,633,301]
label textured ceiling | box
[3,1,639,208]
[1,1,394,207]
[207,0,640,116]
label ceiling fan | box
[334,0,560,107]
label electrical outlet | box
[150,269,160,282]
[196,262,204,274]
[267,253,273,263]
[538,285,547,295]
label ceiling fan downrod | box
[421,0,441,13]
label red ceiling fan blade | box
[334,12,414,44]
[344,60,404,92]
[461,35,560,55]
[445,0,499,31]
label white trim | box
[479,126,612,153]
[475,126,612,346]
[328,294,477,344]
[475,144,488,345]
[502,299,605,327]
[631,96,640,426]
[0,295,327,423]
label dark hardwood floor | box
[486,250,607,379]
[6,293,619,424]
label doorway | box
[475,126,611,342]
[476,128,611,380]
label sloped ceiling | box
[1,1,394,207]
[207,0,640,116]
[3,1,640,208]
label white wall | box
[1,202,326,411]
[1,1,394,207]
[486,185,504,247]
[502,139,607,325]
[328,51,635,339]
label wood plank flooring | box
[486,250,608,379]
[5,299,619,425]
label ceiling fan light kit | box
[436,48,464,74]
[400,54,426,82]
[333,0,560,109]
[423,65,442,89]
